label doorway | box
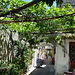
[69,42,75,70]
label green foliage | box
[0,58,23,75]
[41,0,55,6]
[33,0,55,6]
[0,0,75,74]
[55,35,62,45]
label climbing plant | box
[0,0,75,74]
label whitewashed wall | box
[32,49,39,66]
[55,39,75,74]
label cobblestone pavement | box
[29,65,55,75]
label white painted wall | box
[12,32,18,40]
[32,49,39,66]
[56,39,75,74]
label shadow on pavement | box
[29,65,55,75]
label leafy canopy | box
[0,1,75,74]
[0,1,75,42]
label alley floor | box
[29,65,55,75]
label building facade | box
[56,0,75,74]
[55,34,75,74]
[57,0,75,8]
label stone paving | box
[29,65,55,75]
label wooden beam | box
[0,13,75,24]
[31,31,75,34]
[0,0,41,17]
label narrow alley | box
[29,65,55,75]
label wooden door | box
[69,42,75,70]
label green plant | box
[0,0,75,74]
[0,58,23,75]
